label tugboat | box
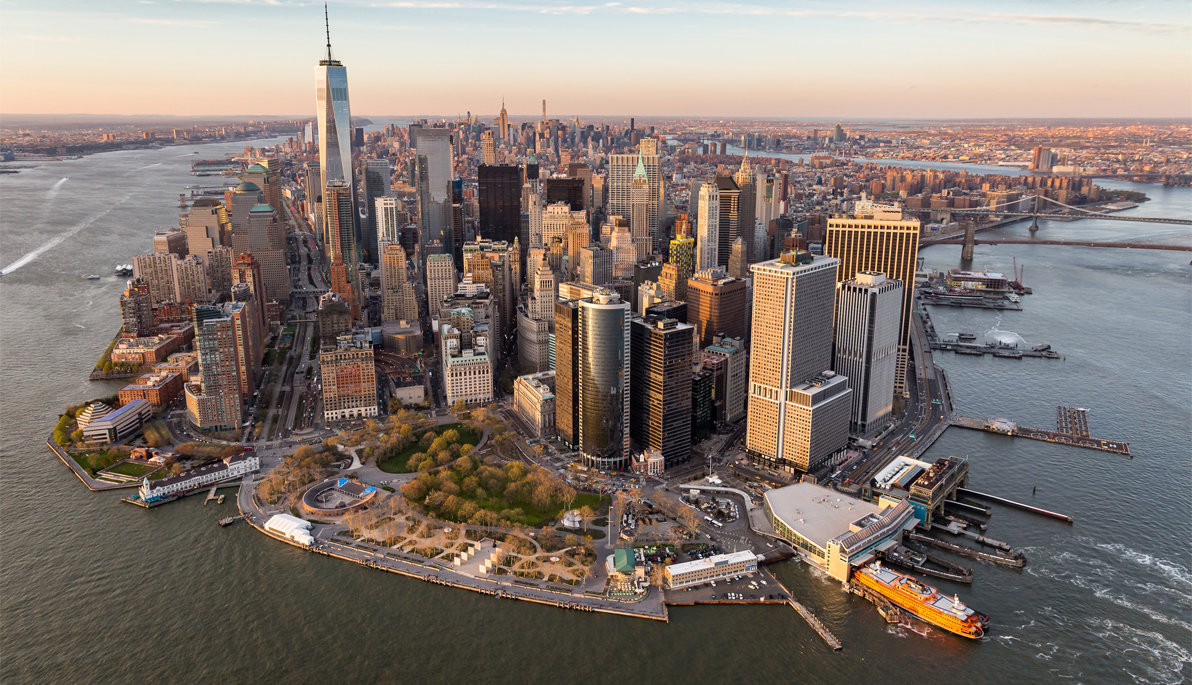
[86,274,101,280]
[854,562,989,639]
[957,332,977,341]
[218,517,236,527]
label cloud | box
[131,17,220,26]
[18,34,84,42]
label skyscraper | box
[132,252,178,304]
[669,229,696,301]
[324,180,359,320]
[375,196,404,251]
[834,272,903,437]
[554,299,580,450]
[315,8,353,225]
[478,165,522,245]
[481,130,496,165]
[713,176,742,268]
[686,268,748,348]
[734,153,757,263]
[630,153,652,260]
[518,254,556,372]
[362,159,391,263]
[745,251,851,473]
[566,290,631,469]
[320,338,378,421]
[380,242,418,323]
[630,314,694,467]
[414,126,455,259]
[824,202,920,395]
[704,334,747,425]
[696,183,720,271]
[608,142,661,252]
[425,253,457,314]
[186,304,245,432]
[579,246,612,287]
[231,253,269,337]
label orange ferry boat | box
[855,562,989,639]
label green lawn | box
[105,461,159,478]
[376,423,481,474]
[448,492,607,528]
[71,450,125,475]
[555,526,607,540]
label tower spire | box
[324,2,333,62]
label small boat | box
[1007,293,1021,303]
[957,332,977,340]
[219,517,236,527]
[86,275,100,280]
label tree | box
[561,486,578,513]
[452,399,467,414]
[578,505,596,531]
[649,564,667,588]
[168,463,184,477]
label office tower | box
[658,263,681,302]
[834,272,903,437]
[172,255,209,304]
[243,162,281,219]
[478,165,521,244]
[566,213,592,279]
[120,283,154,336]
[425,253,457,314]
[498,100,509,142]
[674,212,692,237]
[696,183,720,271]
[242,203,290,304]
[691,367,715,441]
[518,255,555,372]
[439,293,494,406]
[543,202,587,254]
[547,237,566,277]
[608,143,661,252]
[734,155,756,262]
[183,201,224,256]
[481,130,496,165]
[362,159,391,263]
[727,236,749,279]
[231,253,269,336]
[132,253,178,304]
[153,230,188,257]
[630,158,652,260]
[669,231,695,300]
[525,188,544,248]
[688,180,703,226]
[607,221,636,280]
[320,338,378,421]
[375,196,404,251]
[1031,146,1057,173]
[630,314,694,467]
[579,246,612,286]
[590,176,605,211]
[704,334,746,424]
[686,268,748,348]
[632,261,663,304]
[380,242,418,323]
[567,162,592,212]
[713,176,742,267]
[463,238,513,349]
[414,127,455,258]
[304,161,323,236]
[745,252,850,473]
[186,305,244,432]
[205,245,233,300]
[556,290,630,469]
[317,292,352,345]
[833,123,845,144]
[546,177,585,211]
[824,202,920,395]
[324,180,359,319]
[316,10,353,213]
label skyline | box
[2,1,1190,119]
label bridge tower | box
[961,221,975,261]
[1029,195,1040,232]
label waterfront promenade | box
[45,439,137,492]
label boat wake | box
[47,177,68,199]
[984,313,1026,346]
[0,195,130,275]
[131,162,162,172]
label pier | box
[950,416,1129,455]
[957,488,1074,523]
[930,341,1061,360]
[788,599,843,650]
[906,532,1026,568]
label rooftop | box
[666,550,758,576]
[764,482,883,547]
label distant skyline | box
[2,0,1189,119]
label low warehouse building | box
[664,550,759,589]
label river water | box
[1,142,1189,684]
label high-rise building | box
[153,230,188,257]
[498,100,509,142]
[229,284,262,398]
[824,202,920,395]
[320,338,378,421]
[132,253,178,304]
[518,255,556,372]
[556,290,631,469]
[713,176,742,268]
[375,196,405,251]
[414,127,454,259]
[315,11,353,222]
[733,154,756,263]
[579,246,612,287]
[186,304,245,432]
[478,165,522,245]
[172,255,209,304]
[362,159,391,263]
[481,130,496,165]
[686,268,748,348]
[608,143,662,252]
[380,242,418,323]
[182,201,224,257]
[231,253,269,338]
[205,245,233,300]
[630,315,694,467]
[704,334,747,424]
[304,160,323,236]
[607,220,636,280]
[545,177,585,211]
[658,263,681,302]
[745,252,851,473]
[120,282,154,336]
[425,253,457,314]
[324,181,359,320]
[834,272,903,437]
[243,162,281,221]
[727,236,749,280]
[440,298,494,406]
[696,183,720,271]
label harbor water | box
[1,143,1189,684]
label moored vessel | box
[854,563,988,638]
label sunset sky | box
[2,0,1189,118]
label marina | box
[906,532,1027,568]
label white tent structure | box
[264,514,315,546]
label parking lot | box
[664,566,789,605]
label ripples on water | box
[1,143,1189,684]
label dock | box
[958,488,1074,523]
[906,532,1026,568]
[849,582,903,623]
[788,599,843,650]
[204,487,218,504]
[950,416,1129,455]
[930,341,1060,359]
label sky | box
[1,0,1190,119]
